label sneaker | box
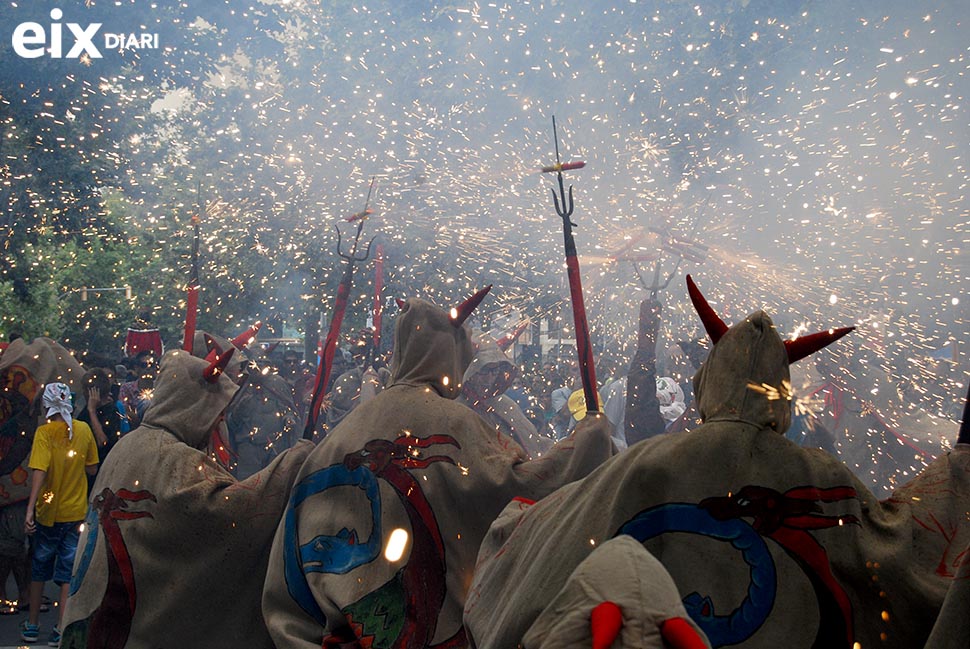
[19,620,39,643]
[48,625,61,647]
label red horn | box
[450,285,492,328]
[204,334,224,362]
[660,617,709,649]
[395,298,407,310]
[784,327,854,364]
[496,321,529,352]
[203,347,236,383]
[686,275,728,344]
[591,601,623,649]
[231,321,262,349]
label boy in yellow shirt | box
[22,383,99,645]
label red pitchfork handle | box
[371,244,385,367]
[565,253,600,413]
[303,261,354,439]
[182,284,199,353]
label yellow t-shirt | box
[28,419,99,526]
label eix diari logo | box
[11,8,159,60]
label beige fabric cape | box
[326,366,389,429]
[61,349,312,649]
[464,310,970,649]
[262,297,614,648]
[0,337,85,506]
[922,541,970,649]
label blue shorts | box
[31,521,81,585]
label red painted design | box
[323,434,466,648]
[87,487,156,647]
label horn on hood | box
[231,321,262,349]
[203,347,236,384]
[590,601,622,649]
[496,320,530,352]
[784,327,855,364]
[450,285,492,328]
[686,275,728,344]
[203,334,223,362]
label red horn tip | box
[785,326,854,364]
[686,275,729,344]
[451,285,492,328]
[231,321,262,349]
[203,334,224,362]
[203,347,236,383]
[591,601,623,649]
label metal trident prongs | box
[550,115,580,229]
[614,192,712,301]
[335,175,378,264]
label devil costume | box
[464,276,970,649]
[262,289,614,648]
[458,332,551,459]
[521,534,709,649]
[60,349,312,649]
[0,337,85,509]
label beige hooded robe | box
[458,333,551,459]
[262,296,614,648]
[326,365,390,429]
[464,309,970,649]
[0,337,85,507]
[522,534,710,649]
[60,349,312,649]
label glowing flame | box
[384,528,409,562]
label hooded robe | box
[61,349,312,649]
[458,333,551,459]
[464,309,970,649]
[326,365,390,429]
[262,296,614,648]
[521,534,709,649]
[228,370,302,479]
[0,337,85,507]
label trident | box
[544,116,599,414]
[639,194,711,300]
[303,177,378,439]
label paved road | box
[0,579,62,647]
